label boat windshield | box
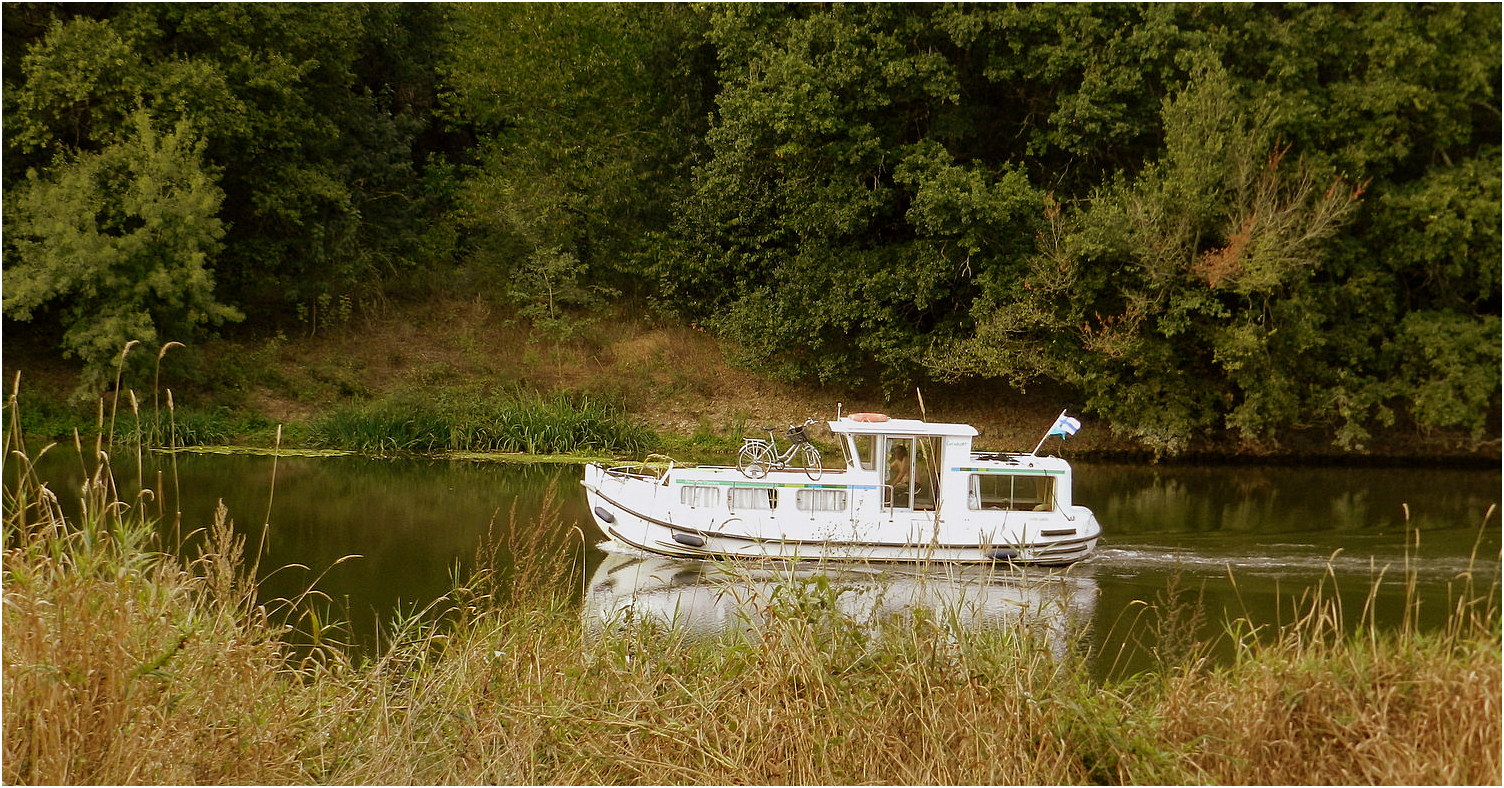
[848,434,876,471]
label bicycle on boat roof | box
[737,418,823,480]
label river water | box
[15,448,1500,676]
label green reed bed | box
[306,389,657,456]
[109,405,274,448]
[4,389,1499,785]
[8,391,270,449]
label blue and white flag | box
[1047,414,1082,439]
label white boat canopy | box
[828,416,979,438]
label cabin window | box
[728,486,777,510]
[796,489,847,512]
[850,434,876,470]
[969,474,1055,512]
[679,485,721,508]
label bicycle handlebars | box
[758,418,819,433]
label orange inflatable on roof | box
[848,412,890,422]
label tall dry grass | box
[3,373,1499,785]
[3,446,318,781]
[1145,553,1503,785]
[298,568,1501,785]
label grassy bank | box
[5,397,1500,785]
[9,301,1498,464]
[10,376,669,460]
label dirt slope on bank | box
[231,298,1504,462]
[6,296,1498,463]
[203,297,1168,457]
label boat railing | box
[658,464,849,475]
[607,463,855,481]
[604,464,671,484]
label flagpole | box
[1032,408,1068,455]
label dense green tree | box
[938,64,1367,452]
[667,4,1047,387]
[442,3,713,312]
[4,3,453,332]
[660,3,1498,452]
[4,110,238,388]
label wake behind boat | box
[581,412,1102,565]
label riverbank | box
[5,440,1499,785]
[5,297,1499,465]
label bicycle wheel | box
[797,443,823,480]
[737,443,772,479]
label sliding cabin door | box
[882,436,940,512]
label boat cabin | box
[829,415,1076,517]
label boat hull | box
[582,463,1100,566]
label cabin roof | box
[963,451,1073,472]
[827,416,979,437]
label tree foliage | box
[660,3,1500,452]
[4,110,238,388]
[4,3,452,321]
[442,3,713,300]
[666,5,1047,387]
[939,64,1370,451]
[3,2,1497,452]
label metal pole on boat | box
[1031,408,1068,455]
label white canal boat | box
[581,413,1102,565]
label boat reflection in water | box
[584,545,1100,657]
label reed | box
[324,570,1095,785]
[3,449,319,783]
[13,399,264,448]
[306,388,657,456]
[4,383,1498,785]
[106,405,263,447]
